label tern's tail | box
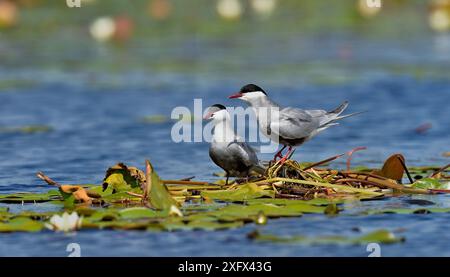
[318,101,363,129]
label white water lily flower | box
[216,0,242,20]
[45,212,82,232]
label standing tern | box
[204,104,265,185]
[229,84,362,163]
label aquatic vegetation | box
[0,125,53,134]
[248,229,404,245]
[0,153,448,246]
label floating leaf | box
[0,217,44,233]
[0,125,53,134]
[247,198,345,206]
[363,207,450,215]
[119,207,166,219]
[324,203,340,215]
[103,163,146,192]
[355,230,404,244]
[206,202,323,222]
[59,185,91,203]
[201,183,274,202]
[248,229,403,245]
[102,189,142,203]
[87,210,120,222]
[82,219,156,231]
[0,191,60,203]
[161,218,244,231]
[411,178,449,190]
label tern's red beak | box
[228,92,243,99]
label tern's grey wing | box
[209,144,225,170]
[227,141,259,167]
[304,109,327,118]
[270,107,320,139]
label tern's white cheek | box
[212,110,228,121]
[244,91,265,100]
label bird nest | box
[243,153,450,201]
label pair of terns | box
[204,84,361,184]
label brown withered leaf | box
[372,154,405,182]
[59,185,91,203]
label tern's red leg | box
[273,145,287,162]
[278,146,293,165]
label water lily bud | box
[0,0,18,28]
[357,0,382,18]
[216,0,242,21]
[89,16,116,42]
[255,211,267,225]
[429,0,450,33]
[148,0,172,21]
[250,0,276,17]
[113,15,134,42]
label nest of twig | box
[262,155,448,200]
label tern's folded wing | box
[227,141,259,167]
[270,107,320,139]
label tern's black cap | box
[210,104,226,110]
[239,84,267,95]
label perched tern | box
[229,84,362,163]
[204,104,265,185]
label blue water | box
[0,33,449,256]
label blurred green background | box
[1,0,449,74]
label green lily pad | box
[411,178,449,190]
[248,229,404,245]
[0,125,53,134]
[101,190,142,202]
[0,191,60,203]
[82,219,156,230]
[364,207,450,215]
[161,218,244,231]
[247,198,344,206]
[146,161,178,211]
[119,207,167,219]
[0,217,44,233]
[207,203,311,222]
[87,210,120,222]
[201,183,274,202]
